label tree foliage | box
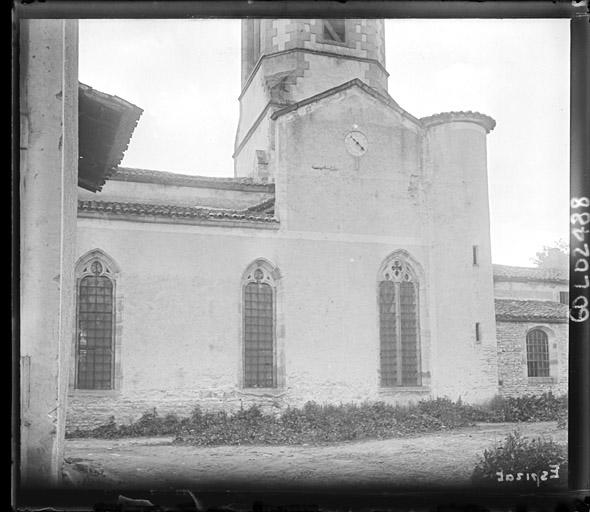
[531,239,568,269]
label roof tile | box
[78,199,278,225]
[495,298,568,323]
[493,264,567,283]
[112,167,274,192]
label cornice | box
[420,111,496,133]
[239,48,390,102]
[270,78,422,127]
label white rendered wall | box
[69,218,433,429]
[424,121,499,402]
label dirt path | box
[64,422,566,489]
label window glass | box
[76,273,114,389]
[244,278,275,387]
[526,329,550,377]
[379,258,420,387]
[323,19,346,43]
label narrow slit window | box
[475,322,481,343]
[473,245,479,265]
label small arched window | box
[379,255,421,387]
[526,329,550,378]
[243,260,279,388]
[75,251,118,390]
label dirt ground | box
[64,421,567,490]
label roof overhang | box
[270,78,422,127]
[78,83,143,192]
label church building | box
[65,19,568,430]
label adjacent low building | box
[493,265,568,397]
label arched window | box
[526,329,550,378]
[379,255,421,387]
[75,251,118,390]
[242,260,279,388]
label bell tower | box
[234,19,388,179]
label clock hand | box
[351,136,365,151]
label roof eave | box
[270,78,422,127]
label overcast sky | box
[79,18,570,267]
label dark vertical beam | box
[568,13,590,491]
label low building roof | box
[78,198,277,227]
[493,264,568,284]
[111,167,274,192]
[78,83,143,192]
[495,298,568,323]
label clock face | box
[344,131,368,156]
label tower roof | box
[421,111,496,134]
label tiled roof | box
[493,264,567,283]
[420,111,496,133]
[495,299,568,323]
[78,199,278,225]
[245,197,275,214]
[111,167,274,192]
[78,83,143,192]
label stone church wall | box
[496,321,568,397]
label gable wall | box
[494,279,568,302]
[275,88,423,237]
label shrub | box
[176,399,479,446]
[415,397,484,427]
[65,393,568,444]
[471,431,567,488]
[556,408,568,430]
[482,392,567,423]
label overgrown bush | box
[471,431,567,488]
[483,393,567,423]
[556,408,568,430]
[68,409,185,439]
[66,393,568,446]
[67,398,477,445]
